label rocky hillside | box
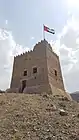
[0,93,79,140]
[70,92,79,102]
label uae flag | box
[44,25,55,34]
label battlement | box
[15,40,58,59]
[15,50,33,58]
[15,40,45,58]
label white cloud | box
[50,15,79,92]
[0,28,29,90]
[67,0,79,8]
[5,20,8,25]
[31,36,35,40]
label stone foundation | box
[6,88,19,93]
[49,83,72,101]
[6,84,72,101]
[23,84,51,94]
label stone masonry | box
[10,40,71,100]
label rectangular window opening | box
[33,67,37,74]
[23,70,27,76]
[54,70,57,76]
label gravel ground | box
[0,93,79,140]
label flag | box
[44,25,55,34]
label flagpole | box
[43,24,45,40]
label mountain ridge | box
[70,91,79,102]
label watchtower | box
[10,40,65,94]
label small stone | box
[45,136,52,140]
[62,96,69,101]
[12,122,15,125]
[59,109,68,116]
[46,104,57,112]
[72,114,75,117]
[47,137,52,140]
[59,137,64,140]
[27,131,30,137]
[43,94,49,98]
[12,128,18,134]
[50,104,57,110]
[47,129,50,132]
[8,102,11,105]
[5,109,8,112]
[0,101,5,105]
[77,114,79,118]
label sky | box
[0,0,79,93]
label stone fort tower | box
[10,40,66,95]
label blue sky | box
[0,0,68,47]
[0,0,79,92]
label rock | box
[43,94,49,98]
[51,104,57,111]
[46,137,52,140]
[0,101,5,105]
[72,114,75,117]
[59,109,68,116]
[46,129,50,132]
[46,104,57,112]
[45,136,52,140]
[5,109,8,112]
[69,134,79,140]
[59,102,66,108]
[62,96,70,101]
[77,114,79,118]
[8,101,11,105]
[52,105,57,111]
[12,128,18,134]
[46,105,57,111]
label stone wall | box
[23,84,51,94]
[10,40,65,94]
[10,40,49,91]
[46,43,65,91]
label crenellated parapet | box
[14,40,58,59]
[14,40,44,58]
[15,49,34,58]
